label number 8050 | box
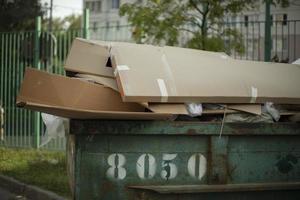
[106,153,207,181]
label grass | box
[0,147,71,198]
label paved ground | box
[0,187,28,200]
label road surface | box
[0,187,28,200]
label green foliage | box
[65,14,82,30]
[0,0,45,31]
[120,0,185,45]
[0,148,70,197]
[120,0,289,53]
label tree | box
[44,14,82,30]
[120,0,289,53]
[0,0,45,31]
[64,14,82,30]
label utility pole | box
[264,0,272,62]
[49,0,53,31]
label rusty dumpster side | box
[67,120,300,200]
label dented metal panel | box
[68,120,300,200]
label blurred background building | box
[229,1,300,61]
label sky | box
[41,0,83,18]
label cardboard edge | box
[75,73,118,91]
[63,67,114,78]
[17,101,174,120]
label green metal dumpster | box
[67,120,300,200]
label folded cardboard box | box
[65,38,263,115]
[17,68,173,120]
[66,38,300,104]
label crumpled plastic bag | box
[41,113,69,147]
[292,58,300,65]
[263,102,280,122]
[185,103,203,117]
[225,112,274,123]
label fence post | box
[83,9,90,39]
[33,16,41,149]
[264,0,272,62]
[0,100,4,141]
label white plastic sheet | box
[41,113,69,147]
[185,103,203,117]
[263,102,280,122]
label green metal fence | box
[0,28,85,150]
[0,16,299,150]
[0,13,88,150]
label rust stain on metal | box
[207,137,213,184]
[227,164,237,182]
[100,181,114,199]
[221,153,229,184]
[276,154,298,174]
[186,129,197,135]
[134,191,150,200]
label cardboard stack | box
[17,38,300,121]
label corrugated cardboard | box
[110,43,300,104]
[64,38,114,78]
[17,68,173,120]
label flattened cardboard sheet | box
[21,102,173,120]
[17,68,173,120]
[111,43,300,104]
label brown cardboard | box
[20,102,172,120]
[17,68,173,120]
[147,103,261,115]
[110,43,300,104]
[64,38,114,77]
[226,104,262,115]
[147,103,235,115]
[74,72,261,115]
[75,73,118,91]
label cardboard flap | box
[17,68,145,113]
[64,38,113,77]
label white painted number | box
[106,154,126,180]
[136,154,157,179]
[161,154,178,180]
[187,153,207,180]
[105,153,207,181]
